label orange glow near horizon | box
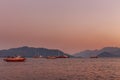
[0,0,120,54]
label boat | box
[90,56,98,58]
[56,55,69,58]
[4,56,26,62]
[56,51,69,58]
[46,56,57,59]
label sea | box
[0,58,120,80]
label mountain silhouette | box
[74,47,120,58]
[97,52,117,57]
[74,50,98,58]
[0,46,72,58]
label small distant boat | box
[90,56,98,58]
[56,55,69,58]
[4,56,26,62]
[46,56,57,59]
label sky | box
[0,0,120,54]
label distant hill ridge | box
[0,46,72,58]
[1,46,120,58]
[74,47,120,58]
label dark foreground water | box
[0,58,120,80]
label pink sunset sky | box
[0,0,120,54]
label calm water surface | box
[0,58,120,80]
